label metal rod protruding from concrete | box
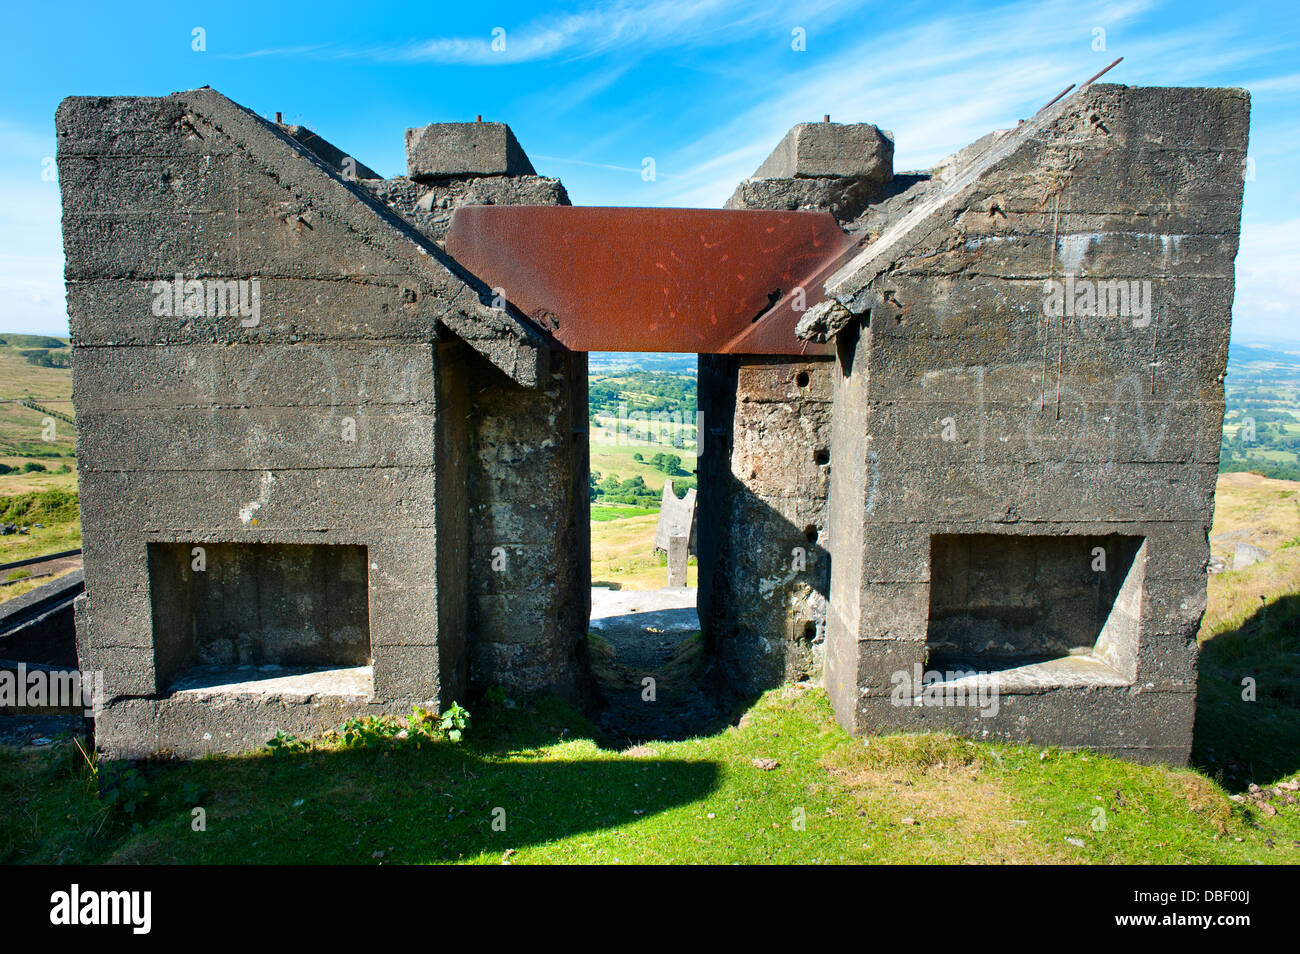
[1037,84,1075,114]
[1082,56,1123,87]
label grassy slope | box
[2,688,1293,865]
[0,491,82,603]
[1193,472,1300,789]
[0,338,77,496]
[590,511,698,590]
[2,471,1299,864]
[589,422,697,495]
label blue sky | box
[0,0,1295,340]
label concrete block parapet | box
[753,122,894,182]
[405,122,537,180]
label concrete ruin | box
[57,82,1248,763]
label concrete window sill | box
[167,664,375,702]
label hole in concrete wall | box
[926,533,1143,672]
[795,371,810,388]
[814,447,830,466]
[803,524,819,544]
[148,542,371,688]
[836,314,862,379]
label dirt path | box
[587,587,740,742]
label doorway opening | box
[584,352,717,740]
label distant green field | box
[0,335,78,554]
[591,505,658,522]
[589,422,697,495]
[1220,346,1300,481]
[0,335,77,499]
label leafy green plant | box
[265,731,310,756]
[408,703,472,743]
[439,703,470,742]
[98,763,150,817]
[340,716,403,749]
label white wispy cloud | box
[224,43,334,60]
[0,174,66,336]
[1234,217,1300,339]
[3,0,1296,340]
[647,0,1165,207]
[391,0,845,65]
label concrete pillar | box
[667,535,689,588]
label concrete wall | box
[57,84,1247,765]
[56,91,515,755]
[698,355,832,694]
[361,154,589,701]
[927,533,1143,663]
[146,542,372,676]
[817,85,1248,763]
[700,122,895,694]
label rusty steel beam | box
[444,206,854,354]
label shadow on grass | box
[87,701,722,864]
[1192,593,1300,791]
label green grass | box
[591,505,659,522]
[3,689,1295,865]
[0,334,77,495]
[2,431,1299,864]
[589,422,696,495]
[0,335,67,350]
[0,489,81,568]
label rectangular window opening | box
[147,542,372,693]
[927,533,1144,679]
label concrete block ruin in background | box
[58,83,1248,763]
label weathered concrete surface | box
[281,123,379,180]
[361,174,569,242]
[343,143,589,701]
[816,85,1248,764]
[463,348,590,699]
[706,129,846,692]
[698,354,832,693]
[1232,543,1268,569]
[58,90,550,386]
[653,479,697,553]
[667,536,690,588]
[57,88,566,756]
[406,122,537,180]
[59,83,1247,765]
[753,122,893,182]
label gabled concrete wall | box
[56,91,546,755]
[816,85,1248,763]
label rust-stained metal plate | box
[444,206,853,354]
